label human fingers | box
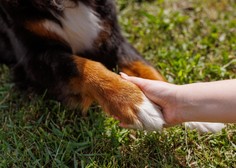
[120,72,151,90]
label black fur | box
[0,0,155,104]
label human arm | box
[176,79,236,123]
[121,73,236,125]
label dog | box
[0,0,224,132]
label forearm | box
[177,79,236,123]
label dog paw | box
[99,79,166,132]
[123,95,166,131]
[184,122,225,133]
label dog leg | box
[184,122,225,133]
[119,60,165,81]
[66,56,165,131]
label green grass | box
[0,0,236,167]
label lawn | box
[0,0,236,167]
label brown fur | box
[0,0,165,127]
[69,56,143,124]
[120,61,166,81]
[25,21,66,43]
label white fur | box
[184,122,225,133]
[43,2,102,53]
[41,2,225,134]
[130,95,165,132]
[132,95,225,133]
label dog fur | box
[0,0,224,132]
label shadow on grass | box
[1,66,235,167]
[0,86,183,167]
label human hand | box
[120,72,182,126]
[120,73,227,133]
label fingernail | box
[120,72,128,79]
[113,116,120,120]
[119,123,127,128]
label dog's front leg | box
[65,56,165,131]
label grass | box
[0,0,236,167]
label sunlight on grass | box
[0,0,236,167]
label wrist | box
[173,84,195,123]
[162,84,185,125]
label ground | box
[0,0,236,167]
